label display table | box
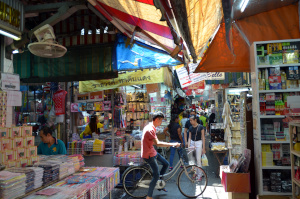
[21,167,119,199]
[0,154,119,199]
[212,150,228,176]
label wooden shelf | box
[291,150,300,158]
[293,178,300,187]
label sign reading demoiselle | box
[174,64,225,89]
[79,68,164,93]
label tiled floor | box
[85,135,228,199]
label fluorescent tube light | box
[132,85,141,89]
[12,50,19,54]
[0,29,21,40]
[240,0,249,12]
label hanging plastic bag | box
[201,154,209,166]
[187,147,197,165]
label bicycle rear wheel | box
[123,166,152,198]
[178,165,208,198]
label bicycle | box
[122,148,208,198]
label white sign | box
[175,65,225,89]
[7,91,22,106]
[206,72,225,80]
[1,73,20,91]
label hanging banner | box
[175,65,207,88]
[175,64,225,88]
[115,34,180,71]
[79,68,163,93]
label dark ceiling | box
[233,0,298,20]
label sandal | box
[158,188,168,192]
[169,167,173,172]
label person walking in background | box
[80,115,103,139]
[207,113,216,134]
[142,112,180,199]
[180,111,189,146]
[199,111,207,133]
[184,109,202,147]
[188,115,206,180]
[163,115,183,171]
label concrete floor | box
[84,136,228,199]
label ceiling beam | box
[24,1,86,13]
[6,3,87,57]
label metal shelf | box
[261,141,290,144]
[260,115,285,119]
[262,191,292,196]
[257,63,300,68]
[259,89,300,93]
[262,166,291,170]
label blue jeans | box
[143,153,169,197]
[169,140,182,167]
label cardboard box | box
[0,128,8,138]
[221,172,251,193]
[26,146,37,157]
[14,137,23,148]
[17,147,26,159]
[228,192,249,199]
[220,165,230,179]
[11,127,21,138]
[22,126,32,137]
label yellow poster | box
[79,68,164,93]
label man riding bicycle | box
[141,111,181,199]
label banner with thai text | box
[79,68,163,93]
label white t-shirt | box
[181,118,189,134]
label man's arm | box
[163,127,169,137]
[184,128,188,147]
[188,132,191,148]
[177,127,183,144]
[201,129,206,154]
[153,138,180,148]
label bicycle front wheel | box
[178,165,208,198]
[123,166,152,198]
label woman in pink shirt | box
[141,112,181,199]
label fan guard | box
[28,42,67,58]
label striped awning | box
[13,44,117,83]
[88,0,177,52]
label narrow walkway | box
[85,135,228,199]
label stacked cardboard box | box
[0,126,38,168]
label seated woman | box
[80,115,103,139]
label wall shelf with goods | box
[289,122,300,198]
[251,39,300,196]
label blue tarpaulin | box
[114,34,181,71]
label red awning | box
[195,3,300,72]
[88,0,177,51]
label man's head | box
[152,111,165,127]
[190,109,196,116]
[40,126,53,144]
[189,115,198,126]
[200,111,204,116]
